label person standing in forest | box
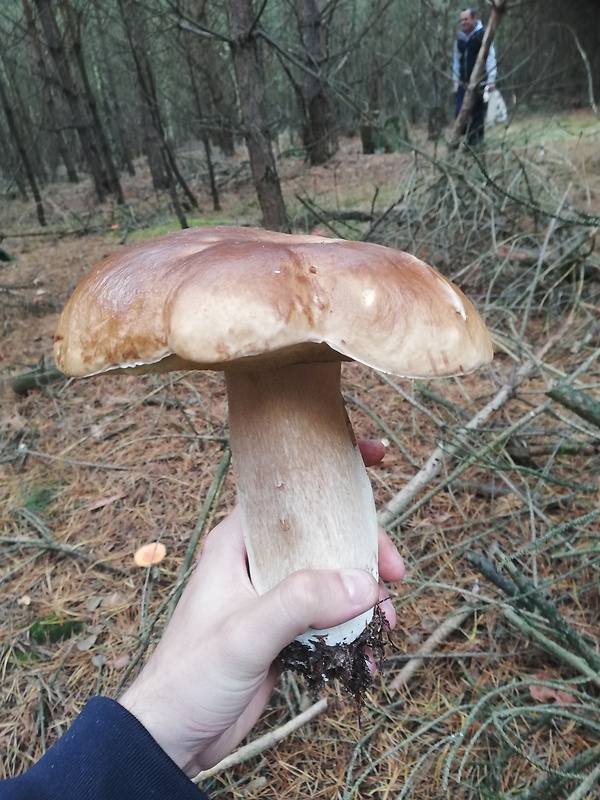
[452,7,497,148]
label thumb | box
[232,568,380,670]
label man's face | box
[460,11,476,34]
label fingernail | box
[341,569,376,605]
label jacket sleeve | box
[0,697,209,800]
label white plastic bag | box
[485,88,508,127]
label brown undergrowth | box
[1,114,599,798]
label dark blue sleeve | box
[0,697,209,800]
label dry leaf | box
[530,674,577,705]
[102,592,125,609]
[113,653,131,670]
[85,596,102,611]
[77,634,98,651]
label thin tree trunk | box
[297,0,338,165]
[118,0,197,213]
[182,3,221,212]
[22,0,78,183]
[185,0,237,157]
[119,0,168,190]
[0,124,29,200]
[425,0,449,143]
[61,0,124,203]
[0,73,46,225]
[360,3,386,155]
[33,0,113,202]
[187,54,221,211]
[226,0,289,232]
[92,4,135,177]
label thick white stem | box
[226,362,379,646]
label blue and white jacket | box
[452,20,497,89]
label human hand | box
[119,441,405,778]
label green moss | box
[22,486,57,513]
[127,218,235,243]
[29,614,84,645]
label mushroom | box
[134,541,167,568]
[54,226,493,695]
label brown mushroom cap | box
[54,225,493,379]
[133,541,167,567]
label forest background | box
[1,1,600,799]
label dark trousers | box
[455,85,486,147]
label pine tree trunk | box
[226,0,289,232]
[33,0,114,202]
[298,0,338,166]
[0,73,46,225]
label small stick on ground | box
[191,698,328,783]
[389,605,476,691]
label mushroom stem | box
[226,362,379,646]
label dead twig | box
[516,742,600,800]
[192,698,328,783]
[166,448,231,618]
[547,383,600,428]
[5,508,127,575]
[389,604,477,691]
[466,552,536,612]
[377,316,572,529]
[11,357,65,396]
[114,448,232,693]
[500,606,600,690]
[491,542,600,674]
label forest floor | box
[1,111,599,799]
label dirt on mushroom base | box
[280,605,388,704]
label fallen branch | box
[547,383,600,429]
[501,606,600,690]
[380,398,550,530]
[166,448,231,618]
[492,541,600,674]
[192,698,328,783]
[564,759,600,800]
[114,450,232,695]
[377,316,572,529]
[10,507,127,575]
[389,605,476,691]
[12,357,65,396]
[466,551,536,612]
[516,743,600,800]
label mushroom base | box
[279,605,388,703]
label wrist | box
[118,685,200,777]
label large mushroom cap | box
[54,225,493,379]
